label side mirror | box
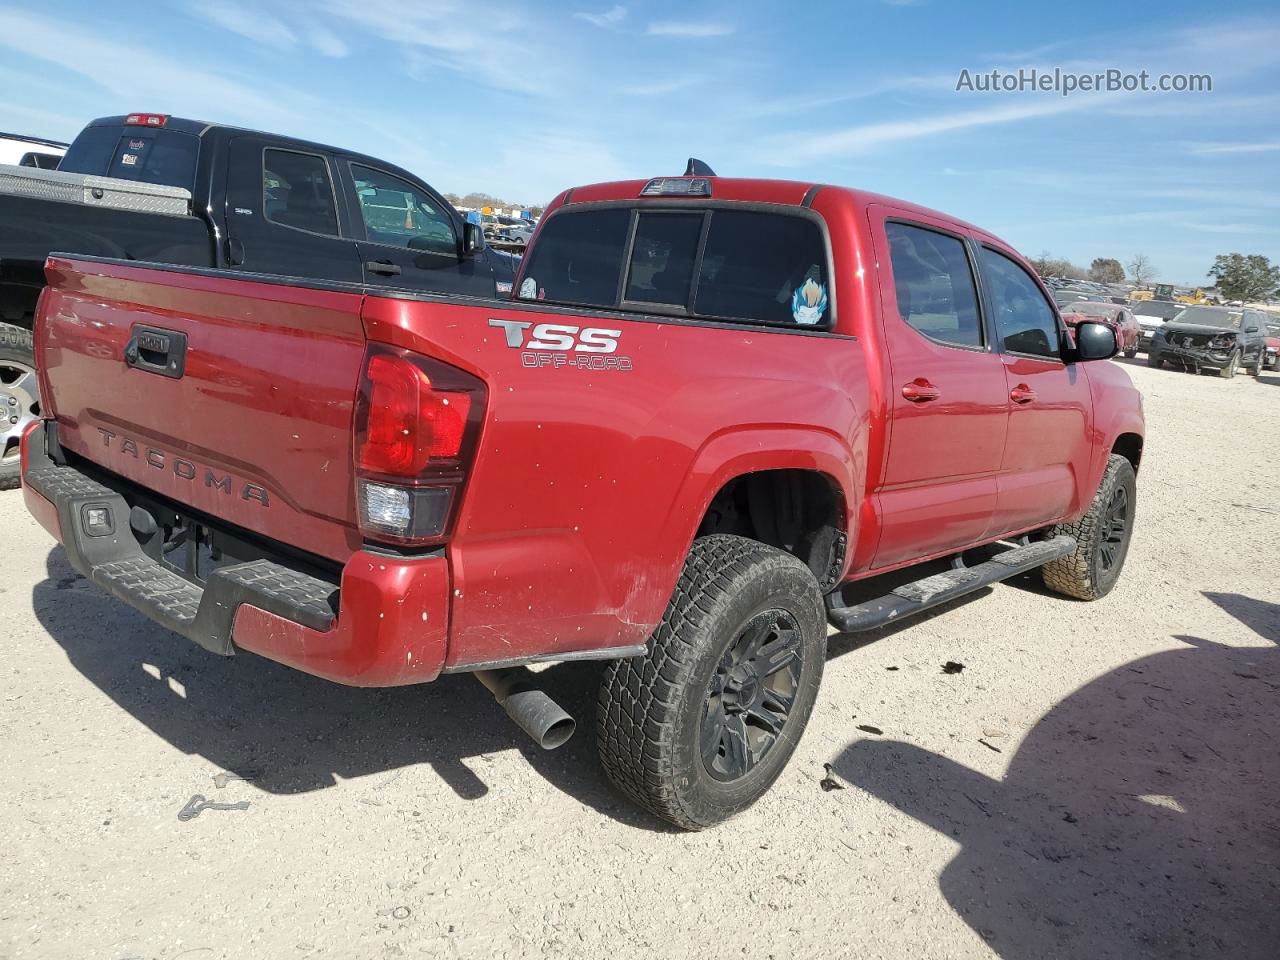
[1072,320,1118,361]
[462,221,485,259]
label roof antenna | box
[684,158,717,177]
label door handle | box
[225,237,245,266]
[365,260,402,276]
[124,326,187,380]
[901,379,941,402]
[1010,384,1036,404]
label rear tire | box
[1251,350,1266,377]
[0,322,38,492]
[1042,454,1136,601]
[596,535,826,830]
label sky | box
[1,0,1277,285]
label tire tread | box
[1041,454,1133,600]
[596,535,818,830]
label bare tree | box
[1128,254,1156,288]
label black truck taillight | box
[353,344,486,546]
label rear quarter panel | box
[362,296,867,669]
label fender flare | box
[653,424,861,588]
[1088,410,1145,500]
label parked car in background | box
[1130,299,1183,351]
[1264,319,1280,371]
[1061,301,1141,358]
[1148,305,1269,378]
[1053,287,1094,309]
[493,215,534,247]
[0,131,67,169]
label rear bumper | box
[22,421,451,686]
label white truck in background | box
[0,132,68,170]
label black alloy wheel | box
[701,609,802,782]
[1098,483,1130,575]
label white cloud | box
[743,71,954,118]
[188,1,297,50]
[0,7,301,125]
[575,5,626,28]
[188,2,348,57]
[620,77,699,96]
[646,21,734,38]
[755,94,1104,165]
[323,0,555,96]
[303,25,349,58]
[1185,140,1280,156]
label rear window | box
[518,208,631,307]
[59,125,198,190]
[625,212,702,306]
[695,211,828,326]
[518,206,831,328]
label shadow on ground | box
[33,548,670,831]
[834,594,1280,959]
[34,541,1008,826]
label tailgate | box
[37,257,366,563]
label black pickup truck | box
[0,113,514,489]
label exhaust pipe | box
[474,667,576,750]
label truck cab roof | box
[556,176,988,237]
[77,115,431,194]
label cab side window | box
[350,164,456,256]
[885,222,982,348]
[979,247,1062,359]
[263,150,338,237]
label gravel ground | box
[2,360,1278,960]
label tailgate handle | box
[366,259,402,276]
[125,326,187,380]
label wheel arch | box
[660,426,860,592]
[1111,432,1143,473]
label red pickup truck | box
[21,170,1144,829]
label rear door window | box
[263,149,339,237]
[519,206,831,328]
[884,222,983,348]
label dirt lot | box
[2,360,1277,960]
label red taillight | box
[358,353,473,476]
[354,345,485,545]
[125,113,168,127]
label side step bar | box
[826,535,1076,633]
